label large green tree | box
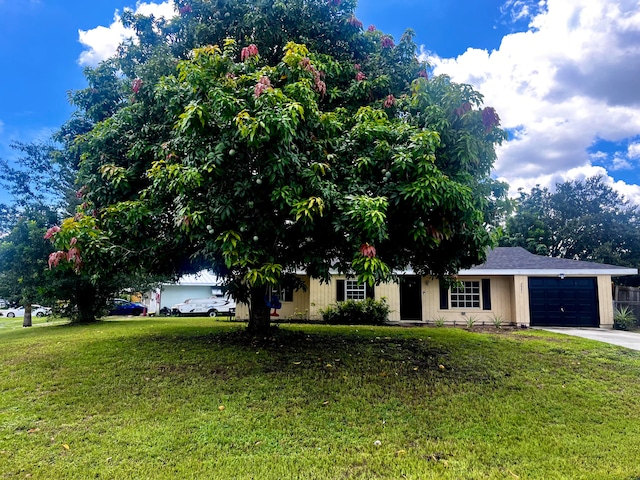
[0,139,153,323]
[0,209,57,327]
[501,176,640,281]
[50,0,508,332]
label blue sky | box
[1,0,639,204]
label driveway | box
[541,328,640,351]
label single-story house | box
[233,247,637,328]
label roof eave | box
[458,268,638,276]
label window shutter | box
[439,280,449,310]
[482,279,491,310]
[336,280,345,302]
[366,283,375,299]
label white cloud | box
[78,1,176,66]
[0,120,4,134]
[427,0,640,203]
[611,155,633,171]
[500,0,547,24]
[628,142,640,158]
[499,165,640,205]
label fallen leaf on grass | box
[293,361,302,365]
[62,444,70,450]
[27,428,40,434]
[395,449,406,456]
[218,405,225,411]
[322,401,330,406]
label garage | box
[529,277,599,327]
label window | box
[451,281,481,308]
[336,280,374,301]
[345,280,366,300]
[271,286,294,302]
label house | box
[234,247,637,328]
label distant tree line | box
[500,176,640,285]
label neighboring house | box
[141,271,227,315]
[234,247,637,328]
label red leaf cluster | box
[481,107,500,132]
[254,76,272,98]
[241,44,259,62]
[44,226,60,240]
[132,78,143,94]
[360,243,377,258]
[299,57,326,95]
[381,36,395,49]
[384,95,396,108]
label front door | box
[400,276,422,321]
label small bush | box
[613,306,637,331]
[320,298,390,325]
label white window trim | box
[345,280,367,301]
[270,286,293,303]
[450,280,481,309]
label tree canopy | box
[501,176,640,283]
[48,0,508,332]
[0,140,155,323]
[0,209,57,326]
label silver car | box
[0,305,52,318]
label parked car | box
[109,299,147,316]
[0,305,52,318]
[171,296,236,317]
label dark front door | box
[400,276,422,321]
[529,277,599,327]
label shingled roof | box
[460,247,637,276]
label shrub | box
[613,306,637,331]
[465,315,478,328]
[491,314,504,329]
[434,317,446,327]
[320,298,390,325]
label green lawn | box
[1,317,640,479]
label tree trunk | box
[23,303,32,328]
[72,280,100,323]
[247,285,271,335]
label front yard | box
[1,317,640,479]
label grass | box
[2,317,640,479]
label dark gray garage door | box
[529,277,599,327]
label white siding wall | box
[423,276,516,325]
[223,273,616,327]
[235,276,311,320]
[597,276,614,327]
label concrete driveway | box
[541,328,640,351]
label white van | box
[171,294,236,317]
